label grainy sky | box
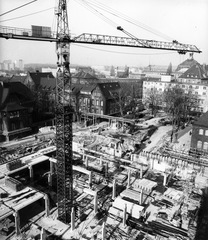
[0,0,207,67]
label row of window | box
[197,141,208,150]
[143,86,207,97]
[82,98,103,106]
[144,81,207,91]
[182,85,207,90]
[199,129,208,136]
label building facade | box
[71,82,121,116]
[143,62,208,113]
[0,82,34,142]
[191,111,208,152]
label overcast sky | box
[0,0,207,67]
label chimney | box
[189,53,193,60]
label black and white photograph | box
[0,0,208,239]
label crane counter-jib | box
[0,25,202,53]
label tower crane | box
[0,0,201,224]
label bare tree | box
[143,87,162,116]
[110,88,126,117]
[163,85,199,141]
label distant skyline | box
[0,0,207,67]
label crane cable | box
[79,0,174,41]
[0,7,54,23]
[0,0,38,17]
[74,0,117,29]
[72,43,175,56]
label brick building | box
[191,111,208,151]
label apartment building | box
[143,63,208,113]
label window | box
[197,141,202,149]
[195,92,198,95]
[96,100,99,106]
[195,86,199,89]
[199,129,204,135]
[101,100,103,107]
[182,85,185,88]
[203,142,208,151]
[203,86,206,90]
[189,85,192,89]
[203,92,206,95]
[205,130,208,136]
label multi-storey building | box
[191,111,208,151]
[0,82,34,142]
[143,62,208,113]
[71,82,121,116]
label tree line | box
[143,85,200,127]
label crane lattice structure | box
[0,0,202,224]
[55,0,73,223]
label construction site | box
[0,0,208,240]
[0,114,208,240]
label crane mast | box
[55,0,73,223]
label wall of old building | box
[191,124,208,151]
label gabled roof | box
[8,75,27,83]
[2,103,26,112]
[0,76,11,82]
[73,71,98,80]
[179,63,207,79]
[71,84,83,95]
[80,85,96,94]
[0,82,33,110]
[28,72,55,86]
[193,111,208,128]
[176,57,199,71]
[97,82,120,99]
[39,77,56,90]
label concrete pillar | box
[71,207,75,231]
[140,165,143,179]
[50,161,54,174]
[112,179,116,200]
[151,158,154,169]
[94,191,98,214]
[40,228,46,240]
[123,203,127,227]
[105,163,108,178]
[29,165,34,180]
[13,211,21,236]
[140,189,143,205]
[48,173,52,187]
[163,173,167,186]
[86,156,88,169]
[127,170,131,188]
[102,222,106,240]
[99,157,103,165]
[44,194,50,217]
[89,172,92,188]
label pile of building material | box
[132,179,157,193]
[112,196,144,219]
